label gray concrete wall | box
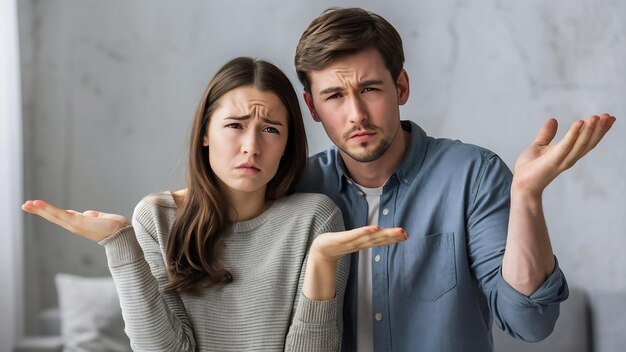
[18,0,626,335]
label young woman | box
[22,57,407,351]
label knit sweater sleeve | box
[285,196,350,352]
[99,200,196,352]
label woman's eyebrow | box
[224,115,283,126]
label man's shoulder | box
[297,148,341,194]
[307,147,339,170]
[422,135,500,167]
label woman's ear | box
[203,134,209,147]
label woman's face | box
[203,85,289,198]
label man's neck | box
[341,128,410,188]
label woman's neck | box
[225,188,269,222]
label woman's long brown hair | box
[165,58,308,295]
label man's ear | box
[396,69,410,106]
[303,91,321,122]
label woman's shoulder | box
[280,193,340,216]
[132,191,179,229]
[138,191,177,209]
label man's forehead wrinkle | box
[335,69,358,83]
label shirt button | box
[374,254,381,263]
[375,313,383,321]
[358,191,364,197]
[382,208,389,216]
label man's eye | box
[263,127,280,134]
[363,87,378,93]
[326,93,341,101]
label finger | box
[32,200,80,224]
[561,116,598,168]
[350,227,407,250]
[562,114,616,168]
[531,118,558,147]
[83,210,101,217]
[334,225,382,244]
[24,200,81,231]
[21,200,37,214]
[550,119,584,161]
[581,114,616,155]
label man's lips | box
[349,131,376,141]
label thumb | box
[532,118,558,147]
[82,210,101,217]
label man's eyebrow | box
[224,115,283,126]
[319,86,344,96]
[318,80,385,95]
[360,79,384,87]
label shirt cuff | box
[497,256,570,313]
[294,292,337,324]
[98,226,144,268]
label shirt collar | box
[394,120,428,186]
[331,120,428,191]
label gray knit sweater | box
[99,192,349,352]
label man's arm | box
[502,114,615,295]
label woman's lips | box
[235,164,260,174]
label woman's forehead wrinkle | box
[250,102,270,117]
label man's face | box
[304,48,409,163]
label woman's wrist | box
[302,254,338,301]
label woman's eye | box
[263,127,280,134]
[225,123,243,129]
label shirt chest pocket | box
[400,232,457,301]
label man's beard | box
[339,139,392,162]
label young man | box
[294,7,615,352]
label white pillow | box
[55,273,131,352]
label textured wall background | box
[18,0,625,335]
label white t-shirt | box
[355,183,383,352]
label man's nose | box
[347,95,368,124]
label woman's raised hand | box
[310,225,408,263]
[22,200,129,242]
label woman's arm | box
[285,202,407,352]
[22,199,196,351]
[303,225,407,300]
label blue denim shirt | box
[297,121,569,352]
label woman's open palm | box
[22,200,129,242]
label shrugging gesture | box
[503,113,616,296]
[22,199,129,242]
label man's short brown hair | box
[294,7,405,93]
